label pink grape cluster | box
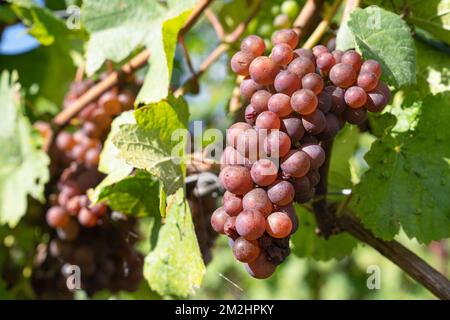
[211,29,391,279]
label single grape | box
[357,71,379,92]
[301,73,324,95]
[223,191,243,216]
[231,50,255,76]
[324,85,346,114]
[271,43,294,66]
[78,207,98,228]
[227,122,252,148]
[46,206,70,228]
[240,35,266,56]
[345,86,367,108]
[291,89,318,115]
[70,144,88,163]
[307,170,320,187]
[316,52,336,73]
[91,203,107,217]
[271,29,299,49]
[329,63,357,88]
[56,219,79,241]
[318,113,341,141]
[85,147,100,167]
[250,90,272,114]
[301,109,327,135]
[287,57,315,78]
[318,90,332,113]
[331,50,344,63]
[99,91,122,116]
[293,48,315,61]
[341,50,362,72]
[243,188,273,217]
[235,209,266,240]
[255,111,281,131]
[219,165,254,195]
[360,59,382,78]
[268,93,292,117]
[293,176,312,202]
[56,132,75,151]
[234,127,259,159]
[365,86,388,113]
[312,45,329,57]
[277,204,298,234]
[210,207,230,234]
[376,81,391,103]
[245,252,276,279]
[224,216,239,239]
[273,70,300,95]
[66,195,83,216]
[344,107,367,125]
[250,159,278,186]
[281,149,311,178]
[118,89,135,110]
[267,180,295,206]
[245,104,257,125]
[281,115,305,142]
[249,56,280,85]
[266,211,292,238]
[264,130,291,158]
[240,78,264,100]
[301,144,325,170]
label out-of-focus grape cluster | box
[212,29,391,279]
[34,76,144,297]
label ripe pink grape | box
[301,110,326,135]
[231,51,255,76]
[281,150,311,178]
[233,237,261,263]
[249,56,280,85]
[211,207,230,234]
[264,130,291,157]
[273,70,300,95]
[329,63,357,88]
[271,43,294,66]
[255,111,281,130]
[268,93,292,117]
[241,35,266,56]
[301,73,324,95]
[250,159,278,186]
[271,29,299,49]
[235,209,266,240]
[219,165,254,195]
[267,180,295,206]
[344,86,367,108]
[291,89,318,115]
[266,212,292,238]
[242,188,273,217]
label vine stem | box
[302,0,344,49]
[174,0,262,97]
[293,0,325,39]
[339,215,450,300]
[53,0,214,127]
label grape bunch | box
[212,29,391,279]
[35,76,144,296]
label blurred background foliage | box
[0,0,449,300]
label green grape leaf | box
[328,126,360,190]
[291,204,358,261]
[352,92,450,243]
[365,0,450,45]
[10,0,75,46]
[112,95,189,195]
[144,188,205,297]
[98,110,135,176]
[335,18,355,51]
[0,71,49,227]
[82,0,198,104]
[415,40,450,95]
[92,170,159,217]
[343,6,416,88]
